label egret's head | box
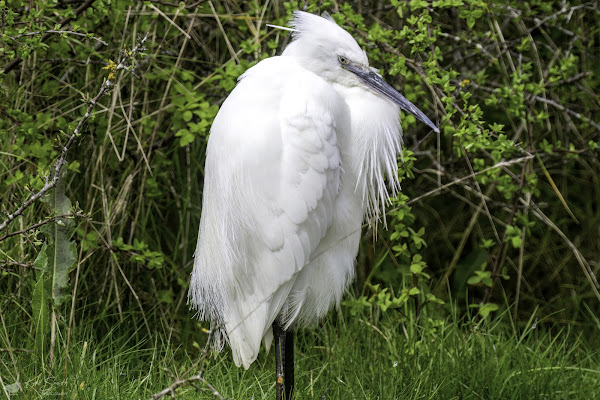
[280,11,439,133]
[282,11,368,85]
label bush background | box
[1,0,599,398]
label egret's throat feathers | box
[280,11,438,220]
[189,11,438,370]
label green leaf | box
[158,289,174,304]
[467,275,481,285]
[175,128,194,146]
[478,303,499,318]
[48,175,77,306]
[467,15,475,29]
[410,263,423,274]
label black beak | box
[343,62,439,133]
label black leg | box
[273,320,295,399]
[273,320,286,400]
[284,329,294,400]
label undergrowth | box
[1,0,600,398]
[2,303,599,399]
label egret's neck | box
[282,42,343,83]
[333,84,403,223]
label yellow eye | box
[338,56,349,65]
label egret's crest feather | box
[266,23,298,33]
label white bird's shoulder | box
[215,56,346,254]
[207,56,348,159]
[238,56,349,118]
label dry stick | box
[3,0,97,74]
[146,0,203,9]
[147,3,191,39]
[9,30,108,46]
[532,95,600,132]
[321,385,331,399]
[481,161,529,306]
[0,348,32,353]
[0,83,110,233]
[149,373,225,400]
[528,202,600,301]
[208,0,240,64]
[526,2,593,34]
[513,192,530,321]
[150,330,224,400]
[0,32,148,234]
[513,105,536,321]
[433,184,497,296]
[0,261,35,270]
[0,212,85,242]
[404,155,534,208]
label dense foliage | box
[1,0,599,396]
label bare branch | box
[9,30,108,46]
[0,83,109,233]
[149,373,225,400]
[0,212,86,242]
[531,95,600,132]
[0,33,148,234]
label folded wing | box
[189,57,348,368]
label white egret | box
[189,11,438,399]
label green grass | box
[2,306,599,399]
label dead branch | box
[9,30,108,46]
[0,33,148,234]
[0,212,86,242]
[149,373,225,400]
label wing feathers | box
[189,57,346,368]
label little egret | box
[189,11,438,399]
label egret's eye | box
[338,56,349,65]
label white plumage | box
[189,11,437,370]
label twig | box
[146,0,203,9]
[208,1,240,64]
[9,30,108,46]
[438,31,495,60]
[150,328,222,399]
[0,84,108,233]
[531,95,600,132]
[0,261,36,270]
[526,3,592,34]
[545,71,591,87]
[0,212,85,242]
[0,33,148,234]
[481,159,529,305]
[149,373,225,400]
[147,3,191,39]
[403,155,535,207]
[0,348,32,353]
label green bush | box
[1,0,599,377]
